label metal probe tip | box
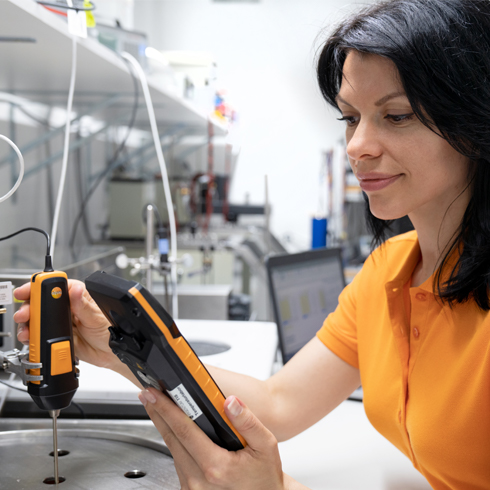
[49,410,61,485]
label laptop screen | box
[266,248,345,363]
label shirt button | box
[415,292,427,301]
[413,327,420,338]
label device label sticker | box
[167,384,203,420]
[0,282,13,305]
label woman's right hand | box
[14,279,123,373]
[140,389,309,490]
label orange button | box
[398,410,402,423]
[413,327,420,338]
[51,341,72,376]
[415,293,427,301]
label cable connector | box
[44,255,54,272]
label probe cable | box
[121,51,180,318]
[0,227,53,271]
[0,228,50,254]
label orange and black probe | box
[0,227,78,484]
[28,268,79,485]
[85,270,246,451]
[28,268,79,411]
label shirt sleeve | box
[316,267,362,369]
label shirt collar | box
[385,230,460,295]
[385,231,422,287]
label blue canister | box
[311,217,327,249]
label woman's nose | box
[346,120,383,163]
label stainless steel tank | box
[0,419,180,489]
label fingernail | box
[138,392,147,407]
[17,324,26,336]
[228,396,243,417]
[140,389,157,405]
[13,311,20,322]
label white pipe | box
[0,135,24,203]
[50,33,77,260]
[121,52,179,318]
[145,204,155,292]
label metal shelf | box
[0,0,227,133]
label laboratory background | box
[0,1,428,489]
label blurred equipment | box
[153,284,232,321]
[266,248,345,363]
[115,203,194,317]
[108,179,192,239]
[228,293,251,321]
[89,22,148,69]
[154,50,217,109]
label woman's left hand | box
[139,388,301,490]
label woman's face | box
[336,51,470,224]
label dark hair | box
[317,0,490,310]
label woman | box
[14,0,490,488]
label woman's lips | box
[357,173,402,192]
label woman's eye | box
[385,113,414,123]
[337,115,358,126]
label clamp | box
[0,348,43,384]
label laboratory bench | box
[0,319,431,489]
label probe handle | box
[28,271,79,411]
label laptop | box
[265,247,346,363]
[266,248,363,401]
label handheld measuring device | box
[28,269,79,411]
[29,269,79,485]
[0,270,78,485]
[85,270,246,451]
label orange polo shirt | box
[317,231,490,489]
